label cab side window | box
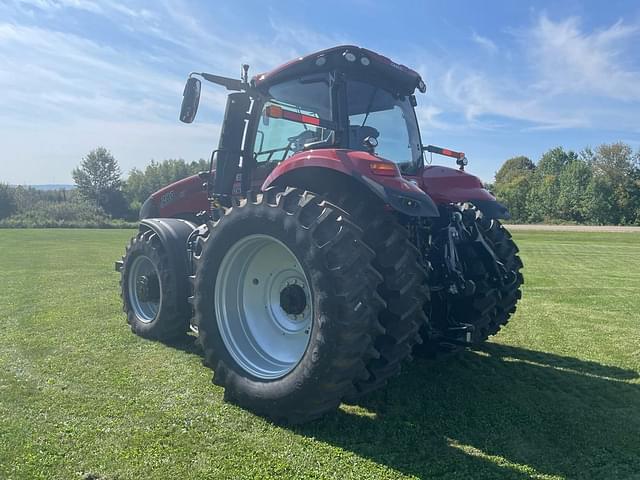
[253,74,333,165]
[254,102,321,163]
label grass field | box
[1,229,639,480]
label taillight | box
[369,161,399,176]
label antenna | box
[241,64,249,84]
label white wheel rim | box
[128,255,161,323]
[214,234,313,380]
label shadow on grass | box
[295,344,640,479]
[163,336,639,479]
[161,333,203,357]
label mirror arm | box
[190,72,262,98]
[191,72,244,91]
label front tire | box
[120,229,190,340]
[192,188,384,423]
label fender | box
[262,149,439,217]
[418,165,510,219]
[115,219,197,299]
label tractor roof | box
[253,45,425,96]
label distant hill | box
[12,184,76,191]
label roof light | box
[315,55,326,67]
[360,56,370,66]
[343,51,356,62]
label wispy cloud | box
[11,0,104,14]
[526,15,640,101]
[0,0,347,182]
[441,68,588,129]
[420,14,640,132]
[471,31,498,54]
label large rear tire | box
[192,188,384,423]
[120,229,190,340]
[328,193,430,400]
[464,211,524,341]
[421,207,524,351]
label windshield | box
[346,80,422,173]
[251,74,423,172]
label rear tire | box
[192,188,384,423]
[328,193,430,400]
[467,211,524,341]
[120,229,190,340]
[420,206,523,351]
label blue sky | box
[1,0,639,184]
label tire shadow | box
[294,344,640,479]
[160,333,203,356]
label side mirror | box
[180,77,201,123]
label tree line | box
[0,147,208,228]
[1,142,638,227]
[490,142,640,225]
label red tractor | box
[116,46,523,423]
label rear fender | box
[262,149,439,217]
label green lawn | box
[1,229,639,480]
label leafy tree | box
[528,147,579,221]
[72,147,123,214]
[557,159,592,222]
[493,156,536,222]
[583,143,640,224]
[494,174,532,222]
[494,156,535,185]
[536,147,577,177]
[0,183,17,220]
[585,175,617,225]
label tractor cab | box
[151,45,500,221]
[250,46,426,174]
[180,46,446,203]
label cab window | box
[254,74,333,164]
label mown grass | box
[0,229,639,480]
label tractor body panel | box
[418,165,493,204]
[413,165,510,218]
[262,149,439,217]
[145,174,208,219]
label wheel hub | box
[136,274,159,302]
[280,283,307,317]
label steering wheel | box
[287,130,319,153]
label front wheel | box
[120,229,190,340]
[192,188,384,423]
